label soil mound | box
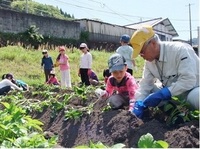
[27,86,199,148]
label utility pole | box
[198,26,200,56]
[26,0,28,13]
[188,3,193,45]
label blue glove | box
[132,100,146,118]
[143,87,171,107]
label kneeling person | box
[96,53,138,112]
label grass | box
[0,45,145,86]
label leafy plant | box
[73,85,94,101]
[64,107,83,121]
[80,31,89,42]
[102,103,112,112]
[75,140,125,148]
[50,93,73,119]
[22,25,44,49]
[0,102,57,148]
[1,132,58,148]
[162,97,199,126]
[138,133,169,148]
[189,110,199,119]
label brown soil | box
[27,86,199,148]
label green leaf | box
[190,110,200,119]
[156,140,169,148]
[111,143,126,148]
[89,141,107,148]
[75,145,89,148]
[138,133,154,148]
[1,102,10,109]
[163,103,174,112]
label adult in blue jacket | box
[130,25,199,118]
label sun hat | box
[108,53,127,73]
[59,46,65,51]
[50,70,55,76]
[79,43,88,49]
[42,49,48,54]
[120,34,130,43]
[130,25,155,58]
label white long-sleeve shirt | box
[135,41,199,100]
[80,52,92,69]
[0,79,23,91]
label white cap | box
[80,43,88,49]
[42,49,48,53]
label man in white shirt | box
[129,25,199,117]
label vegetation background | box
[0,46,145,86]
[10,0,74,20]
[0,1,145,86]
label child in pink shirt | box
[46,71,60,85]
[56,46,71,88]
[96,53,138,111]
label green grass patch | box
[0,46,144,85]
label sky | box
[34,0,199,41]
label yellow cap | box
[130,25,155,58]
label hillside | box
[0,0,74,20]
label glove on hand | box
[95,88,107,98]
[132,100,145,118]
[143,87,171,107]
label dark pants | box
[127,68,133,75]
[44,69,52,82]
[80,68,90,86]
[0,86,11,95]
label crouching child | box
[95,53,139,113]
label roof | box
[125,18,179,37]
[74,18,136,30]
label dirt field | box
[26,86,199,148]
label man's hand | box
[131,100,145,118]
[143,87,171,107]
